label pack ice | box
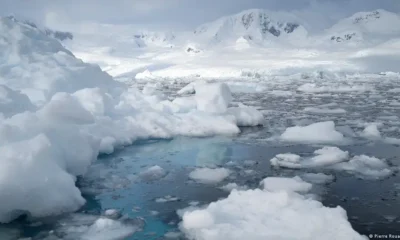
[0,17,264,223]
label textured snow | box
[220,183,248,192]
[195,83,232,113]
[180,179,365,240]
[139,165,167,181]
[42,214,142,240]
[189,168,231,184]
[260,176,312,193]
[309,147,350,167]
[270,153,303,169]
[271,148,391,179]
[361,123,381,139]
[333,155,392,179]
[271,146,349,169]
[301,173,335,184]
[281,121,345,143]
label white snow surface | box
[361,123,381,139]
[0,17,265,223]
[271,147,350,169]
[181,177,365,240]
[333,155,392,179]
[260,176,312,193]
[189,168,231,184]
[280,121,345,143]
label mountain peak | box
[192,9,307,46]
[5,15,73,41]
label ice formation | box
[0,16,264,223]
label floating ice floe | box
[189,168,231,184]
[41,214,143,240]
[280,121,345,143]
[260,176,312,193]
[180,176,365,240]
[155,195,180,203]
[270,147,391,179]
[270,147,349,169]
[361,123,381,139]
[301,173,335,184]
[139,165,167,181]
[332,155,392,179]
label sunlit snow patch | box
[271,146,349,169]
[333,155,392,179]
[260,176,312,193]
[180,176,365,240]
[280,121,345,143]
[139,165,167,181]
[189,168,231,184]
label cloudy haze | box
[0,0,399,31]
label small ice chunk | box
[281,121,345,143]
[139,165,167,181]
[270,154,302,169]
[226,105,264,126]
[333,155,392,179]
[104,209,122,219]
[260,176,312,193]
[243,160,257,166]
[189,168,230,184]
[164,231,183,239]
[195,83,232,113]
[188,201,200,206]
[182,210,214,229]
[308,147,349,167]
[361,123,381,139]
[155,195,180,203]
[301,173,334,184]
[271,147,348,169]
[81,218,139,240]
[384,137,400,145]
[150,211,159,216]
[243,169,255,175]
[177,80,207,95]
[220,183,248,192]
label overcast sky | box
[1,0,399,31]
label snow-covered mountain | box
[133,31,176,48]
[191,9,308,47]
[325,10,400,45]
[6,16,73,41]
